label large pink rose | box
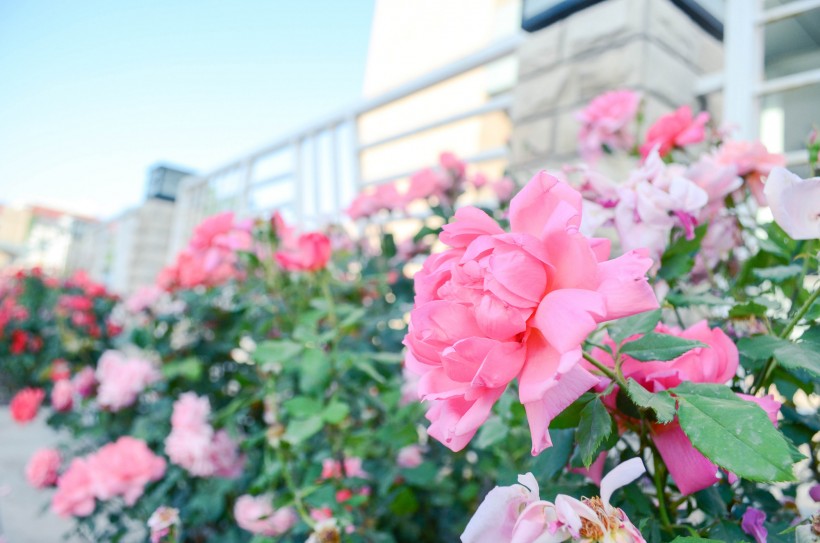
[52,458,96,518]
[96,350,160,411]
[276,232,332,272]
[640,106,709,158]
[715,140,785,204]
[577,89,642,160]
[404,172,658,454]
[26,448,61,489]
[234,495,298,536]
[88,437,166,506]
[590,321,781,495]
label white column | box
[723,0,762,140]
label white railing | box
[712,0,820,166]
[167,35,523,259]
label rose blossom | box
[396,445,424,469]
[87,436,166,506]
[763,167,820,240]
[741,507,768,543]
[404,172,658,454]
[577,89,642,160]
[10,387,45,424]
[320,457,368,479]
[462,458,647,543]
[590,321,782,495]
[96,350,160,411]
[25,448,61,488]
[716,139,785,204]
[234,494,298,536]
[640,105,709,158]
[52,458,96,518]
[276,232,332,272]
[72,366,97,398]
[148,506,181,543]
[51,379,74,412]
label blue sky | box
[0,1,374,218]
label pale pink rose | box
[590,322,782,495]
[170,392,211,431]
[72,366,97,398]
[577,89,642,160]
[321,457,368,479]
[26,448,61,488]
[716,140,785,204]
[491,177,516,203]
[88,436,166,506]
[405,169,449,203]
[440,151,466,178]
[209,430,245,479]
[234,494,298,536]
[471,172,489,189]
[125,285,162,313]
[346,191,381,220]
[462,459,647,543]
[640,105,709,158]
[276,232,332,272]
[686,155,743,219]
[404,172,658,454]
[165,425,215,477]
[51,379,74,412]
[763,167,820,240]
[52,458,96,518]
[148,506,180,543]
[96,351,160,411]
[10,387,45,424]
[396,445,423,468]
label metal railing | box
[167,34,523,259]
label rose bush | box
[0,93,817,543]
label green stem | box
[582,352,627,389]
[652,450,673,530]
[276,448,315,528]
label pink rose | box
[715,140,785,204]
[26,448,61,488]
[577,89,642,160]
[88,437,166,506]
[491,177,516,203]
[125,285,162,313]
[51,379,74,412]
[396,445,423,469]
[170,392,211,431]
[52,458,96,518]
[440,151,466,178]
[72,366,97,398]
[276,232,332,272]
[640,105,709,158]
[320,457,368,479]
[404,172,658,454]
[96,350,160,411]
[405,169,449,203]
[234,494,298,536]
[10,387,45,424]
[763,167,820,240]
[148,506,180,543]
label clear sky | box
[0,0,374,219]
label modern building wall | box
[509,0,724,179]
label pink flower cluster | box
[640,105,709,158]
[165,393,244,478]
[26,448,61,488]
[462,459,646,543]
[96,350,160,411]
[158,212,254,290]
[577,89,642,161]
[404,172,658,454]
[234,494,298,537]
[589,321,781,495]
[52,436,165,517]
[272,213,332,272]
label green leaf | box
[475,416,509,449]
[254,340,303,365]
[753,264,803,282]
[773,342,820,377]
[737,335,789,360]
[161,356,202,381]
[666,292,730,308]
[283,414,324,444]
[353,358,386,384]
[401,462,438,486]
[283,397,322,418]
[625,379,676,423]
[620,332,707,361]
[389,486,419,515]
[729,301,768,318]
[609,309,662,344]
[550,393,595,429]
[322,401,350,424]
[576,398,612,467]
[674,382,797,483]
[299,349,330,392]
[529,428,574,479]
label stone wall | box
[509,0,723,178]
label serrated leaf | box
[736,335,790,360]
[620,332,708,361]
[283,415,324,444]
[625,379,676,423]
[674,382,797,483]
[576,398,612,467]
[773,342,820,377]
[609,309,663,344]
[475,416,509,449]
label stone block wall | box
[509,0,724,178]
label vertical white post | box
[237,159,254,218]
[329,124,340,223]
[723,0,762,140]
[293,139,304,226]
[348,114,362,197]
